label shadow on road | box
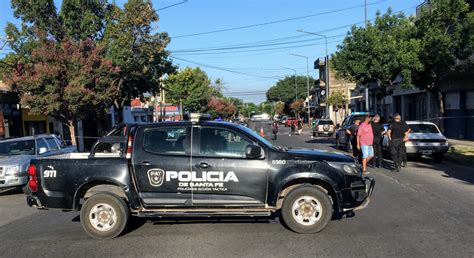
[409,159,474,185]
[0,187,23,196]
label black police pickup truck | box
[25,121,374,239]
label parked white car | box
[0,134,76,188]
[383,121,449,162]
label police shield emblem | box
[147,169,165,187]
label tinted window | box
[45,137,60,150]
[0,140,35,156]
[410,124,440,134]
[318,120,334,125]
[37,138,48,153]
[143,127,188,155]
[200,127,253,158]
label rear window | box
[318,120,334,125]
[409,124,440,134]
[143,127,188,155]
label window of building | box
[143,127,188,155]
[445,92,460,110]
[199,128,253,158]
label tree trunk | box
[67,120,76,146]
[436,90,445,133]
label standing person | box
[297,119,303,135]
[346,119,361,163]
[290,119,296,136]
[357,115,374,175]
[271,120,279,140]
[387,114,410,172]
[371,114,385,168]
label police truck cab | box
[25,121,374,239]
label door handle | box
[142,161,151,166]
[196,162,210,168]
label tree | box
[332,9,422,100]
[274,102,285,115]
[266,75,313,103]
[103,0,175,110]
[241,103,258,117]
[2,38,120,145]
[325,90,347,110]
[164,67,216,113]
[413,0,474,128]
[207,96,237,118]
[290,99,305,118]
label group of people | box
[347,113,410,175]
[270,119,303,140]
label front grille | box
[409,139,446,143]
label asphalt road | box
[1,121,473,257]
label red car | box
[285,117,297,127]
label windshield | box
[409,124,440,134]
[0,140,36,156]
[238,125,278,150]
[318,120,334,125]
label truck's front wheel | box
[281,186,332,233]
[80,193,129,239]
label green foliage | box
[266,75,313,103]
[240,102,258,117]
[103,0,175,106]
[325,90,347,109]
[1,38,120,144]
[60,0,109,41]
[332,8,422,93]
[164,67,217,113]
[413,0,474,92]
[274,102,285,115]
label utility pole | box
[296,29,329,118]
[364,0,370,112]
[281,67,298,101]
[289,54,311,125]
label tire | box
[433,153,444,163]
[280,185,333,234]
[80,193,130,239]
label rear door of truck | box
[131,123,192,207]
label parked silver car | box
[383,121,449,162]
[0,135,76,188]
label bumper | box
[0,174,28,188]
[342,176,375,212]
[406,145,449,155]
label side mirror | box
[38,147,48,154]
[245,144,262,159]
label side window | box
[45,137,60,150]
[143,127,188,155]
[36,138,49,153]
[200,127,253,158]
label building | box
[352,0,474,139]
[313,58,356,124]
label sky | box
[0,0,423,103]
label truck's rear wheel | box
[80,193,129,239]
[281,186,332,233]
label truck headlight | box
[5,165,20,175]
[328,162,360,175]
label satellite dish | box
[320,90,326,96]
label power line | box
[171,1,386,39]
[157,0,188,11]
[171,56,283,80]
[170,34,345,53]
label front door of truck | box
[132,124,192,208]
[191,126,268,207]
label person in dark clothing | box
[371,114,385,168]
[346,119,361,163]
[387,114,411,172]
[271,121,279,140]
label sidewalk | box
[446,138,474,166]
